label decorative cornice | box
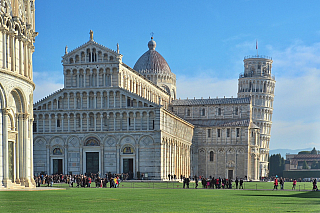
[0,69,35,89]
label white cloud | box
[177,74,238,99]
[266,42,320,149]
[33,71,63,103]
[270,120,320,150]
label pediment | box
[62,40,122,65]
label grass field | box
[0,182,319,212]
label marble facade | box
[0,0,37,188]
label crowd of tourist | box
[272,176,318,191]
[34,172,319,191]
[177,175,244,189]
[194,176,244,189]
[34,173,130,188]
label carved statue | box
[117,43,119,54]
[90,30,93,41]
[65,45,68,54]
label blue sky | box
[33,0,320,151]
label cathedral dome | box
[133,37,172,74]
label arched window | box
[210,151,214,162]
[235,107,238,115]
[218,108,221,116]
[104,53,108,61]
[201,108,205,116]
[81,52,85,61]
[89,116,94,127]
[187,109,191,116]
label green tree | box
[298,151,311,155]
[311,147,317,155]
[302,160,309,169]
[311,160,318,169]
[269,154,285,177]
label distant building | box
[284,153,320,179]
[33,32,276,180]
[285,153,320,170]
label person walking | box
[313,179,318,191]
[273,177,278,190]
[239,178,244,189]
[194,176,198,189]
[292,179,297,190]
[280,177,284,190]
[235,177,239,189]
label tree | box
[311,147,317,155]
[302,160,309,169]
[269,154,285,177]
[311,160,318,169]
[298,151,311,155]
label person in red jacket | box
[292,179,297,190]
[273,177,278,190]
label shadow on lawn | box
[240,191,320,199]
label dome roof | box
[133,37,171,74]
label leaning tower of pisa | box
[237,55,276,178]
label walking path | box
[0,187,66,191]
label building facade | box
[33,33,275,180]
[0,1,37,188]
[33,33,193,180]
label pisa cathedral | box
[0,0,37,188]
[32,31,275,181]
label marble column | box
[67,115,70,132]
[42,116,45,133]
[133,114,136,130]
[76,70,79,87]
[94,113,97,131]
[67,93,70,109]
[86,114,89,132]
[116,145,120,173]
[94,93,97,109]
[136,145,139,174]
[2,109,9,186]
[100,114,103,131]
[48,116,51,132]
[64,146,68,174]
[110,71,113,87]
[100,92,103,109]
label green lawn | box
[0,182,319,212]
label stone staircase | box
[1,179,36,190]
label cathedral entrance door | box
[53,159,63,174]
[228,170,233,180]
[123,158,133,178]
[86,152,99,175]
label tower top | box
[244,55,272,60]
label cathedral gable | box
[62,41,121,65]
